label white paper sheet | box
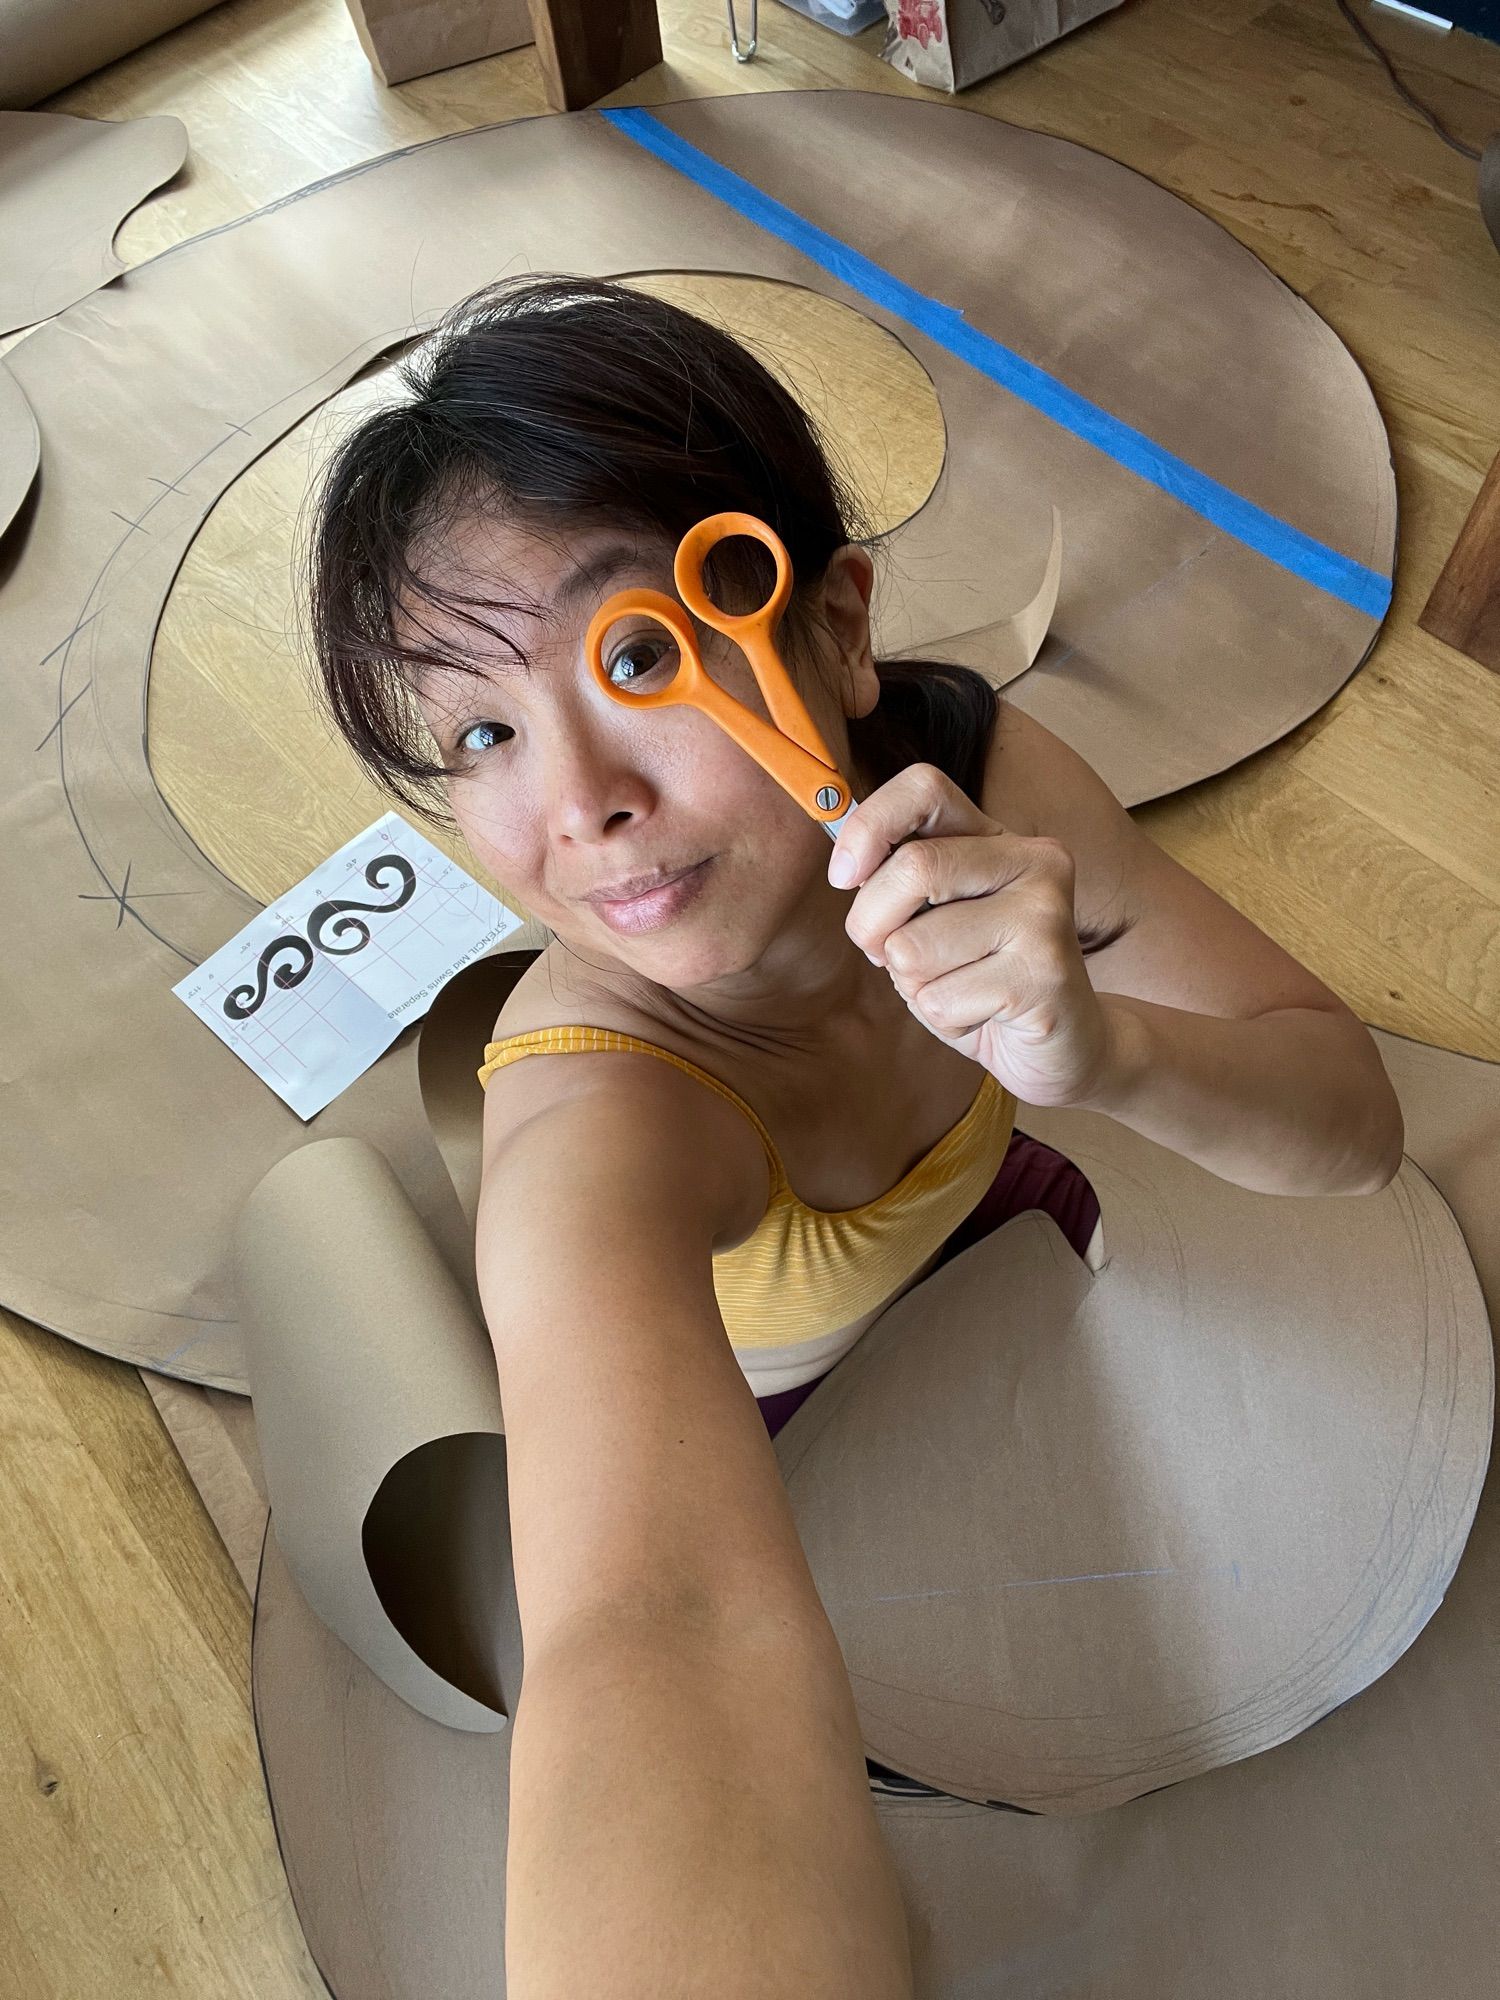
[174,814,523,1119]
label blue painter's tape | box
[603,106,1392,621]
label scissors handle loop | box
[674,511,791,631]
[674,511,841,772]
[585,584,854,830]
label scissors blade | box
[743,635,844,773]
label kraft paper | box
[0,93,1396,1388]
[244,1019,1496,1996]
[0,111,188,336]
[0,0,222,111]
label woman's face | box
[407,510,878,995]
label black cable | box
[1333,0,1483,161]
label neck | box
[561,880,909,1063]
[674,923,903,1059]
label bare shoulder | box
[981,699,1346,1019]
[491,938,657,1040]
[980,702,1141,924]
[982,701,1116,832]
[480,941,769,1252]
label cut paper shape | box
[173,814,523,1120]
[0,111,188,335]
[0,360,39,542]
[892,501,1062,688]
[780,1093,1488,1811]
[605,105,1393,614]
[240,1006,1496,1995]
[0,91,1397,1385]
[0,1,220,111]
[240,947,1492,1788]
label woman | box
[309,276,1402,1998]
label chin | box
[612,925,771,991]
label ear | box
[819,545,880,720]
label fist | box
[828,763,1114,1109]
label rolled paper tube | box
[0,1,220,108]
[418,932,551,1234]
[239,1136,515,1731]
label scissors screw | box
[816,786,842,812]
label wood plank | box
[1421,446,1500,672]
[0,1310,325,1996]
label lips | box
[585,858,711,936]
[586,862,703,907]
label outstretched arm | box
[478,1056,912,2000]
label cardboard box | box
[343,0,532,86]
[880,0,1123,91]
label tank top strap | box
[478,1025,786,1191]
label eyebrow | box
[547,542,659,620]
[406,540,661,689]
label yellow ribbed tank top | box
[477,1026,1017,1397]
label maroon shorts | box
[755,1129,1099,1440]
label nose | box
[541,704,657,847]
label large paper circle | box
[0,91,1394,1382]
[251,1029,1494,1995]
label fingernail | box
[828,850,857,889]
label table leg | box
[527,0,663,110]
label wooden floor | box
[3,0,1499,1991]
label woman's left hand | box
[827,763,1116,1109]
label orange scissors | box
[584,511,858,841]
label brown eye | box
[607,635,677,692]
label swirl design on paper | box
[223,936,316,1020]
[306,855,418,955]
[221,854,418,1018]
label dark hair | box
[307,275,1125,953]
